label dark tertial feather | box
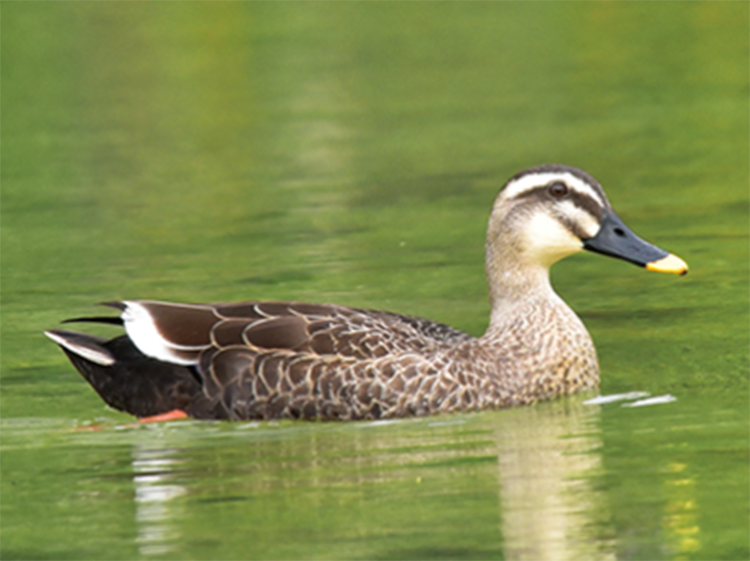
[135,301,217,347]
[243,316,310,350]
[210,319,249,347]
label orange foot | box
[138,409,189,424]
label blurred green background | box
[2,2,748,560]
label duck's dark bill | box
[583,209,688,275]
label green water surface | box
[2,3,748,560]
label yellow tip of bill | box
[646,253,688,276]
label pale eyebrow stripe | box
[502,171,606,208]
[513,186,603,221]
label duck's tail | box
[44,329,227,420]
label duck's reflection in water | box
[494,399,614,561]
[131,446,186,557]
[125,397,614,559]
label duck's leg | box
[138,409,189,423]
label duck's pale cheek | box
[523,211,584,267]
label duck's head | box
[486,164,687,300]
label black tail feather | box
[62,316,124,326]
[47,331,229,420]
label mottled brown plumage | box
[45,164,687,421]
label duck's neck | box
[487,263,562,331]
[479,227,600,399]
[484,244,564,336]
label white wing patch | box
[121,301,202,365]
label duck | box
[45,164,688,422]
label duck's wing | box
[50,300,476,420]
[117,300,473,364]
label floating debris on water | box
[583,392,650,405]
[621,395,677,408]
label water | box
[2,3,748,559]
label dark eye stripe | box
[568,190,603,220]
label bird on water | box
[45,164,688,422]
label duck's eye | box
[548,182,568,198]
